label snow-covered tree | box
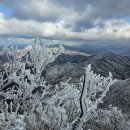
[0,38,121,130]
[72,65,117,130]
[93,106,127,130]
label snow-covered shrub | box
[87,105,128,130]
[0,39,119,130]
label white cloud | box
[1,12,130,42]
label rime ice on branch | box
[73,64,117,130]
[0,39,121,130]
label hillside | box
[103,78,130,114]
[43,52,130,84]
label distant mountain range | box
[1,41,130,56]
[72,42,130,56]
[44,52,130,84]
[49,41,130,56]
[48,44,90,56]
[1,43,130,80]
[0,43,28,50]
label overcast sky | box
[0,0,130,45]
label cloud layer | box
[0,0,130,42]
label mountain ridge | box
[43,52,130,84]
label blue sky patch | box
[0,7,12,16]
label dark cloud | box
[90,0,130,19]
[74,20,94,32]
[51,0,91,11]
[51,0,130,19]
[0,0,62,21]
[1,0,130,21]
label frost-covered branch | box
[73,64,117,130]
[0,38,123,130]
[30,39,64,79]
